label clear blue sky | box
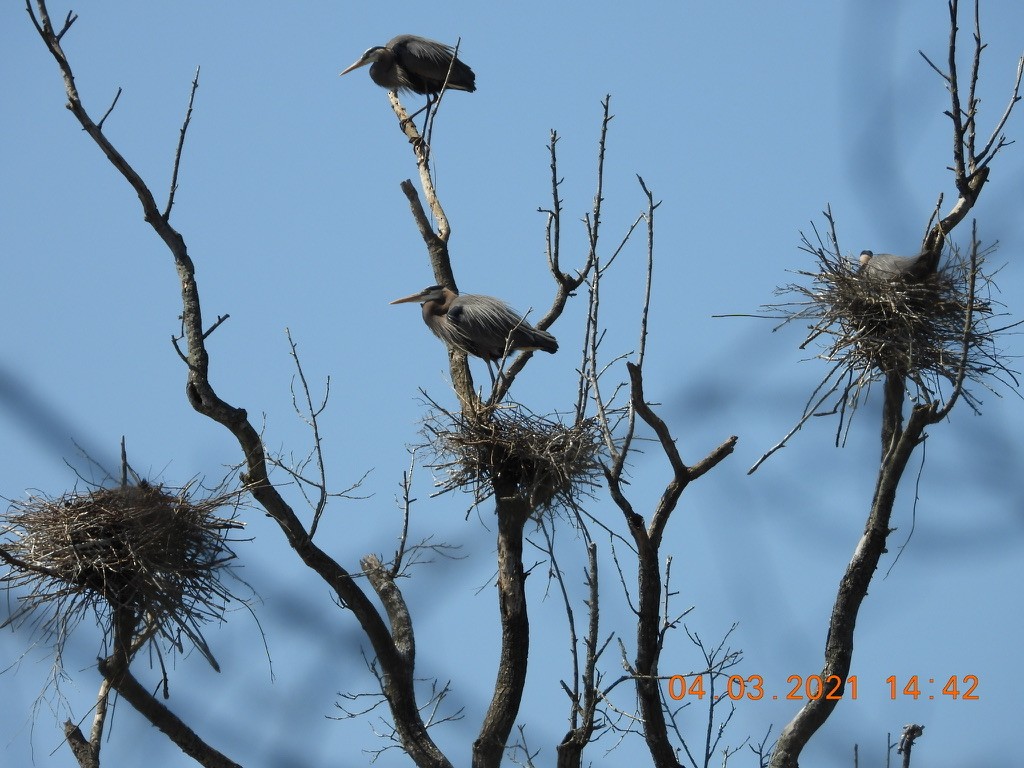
[3,2,1023,766]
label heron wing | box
[865,252,933,280]
[389,35,476,93]
[445,295,532,360]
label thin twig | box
[164,67,201,220]
[96,87,121,131]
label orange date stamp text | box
[665,674,979,702]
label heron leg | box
[401,102,426,128]
[400,96,433,131]
[421,94,438,144]
[398,97,435,158]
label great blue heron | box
[391,285,557,378]
[339,35,476,96]
[859,249,937,280]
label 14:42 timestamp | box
[887,675,979,700]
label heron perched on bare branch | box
[391,285,557,380]
[339,35,476,97]
[859,249,938,280]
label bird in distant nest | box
[858,249,938,281]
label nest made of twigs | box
[424,403,605,512]
[1,481,246,669]
[773,242,1016,412]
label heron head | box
[390,285,449,306]
[858,250,874,267]
[339,46,385,77]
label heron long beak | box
[339,57,370,77]
[390,291,427,305]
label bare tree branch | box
[555,539,605,767]
[282,328,331,537]
[398,179,477,411]
[89,677,112,757]
[98,654,239,768]
[96,86,121,131]
[584,203,736,764]
[26,3,451,765]
[606,363,736,768]
[770,7,1020,760]
[918,0,1022,261]
[490,99,614,406]
[63,720,99,768]
[389,92,450,241]
[472,490,531,768]
[164,67,201,220]
[769,369,937,767]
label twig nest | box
[776,242,1009,411]
[830,263,959,377]
[425,402,605,512]
[1,481,246,667]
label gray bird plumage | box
[391,285,557,362]
[339,35,476,95]
[858,249,937,281]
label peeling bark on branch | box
[63,722,99,768]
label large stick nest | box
[423,401,605,512]
[1,481,247,669]
[772,237,1017,415]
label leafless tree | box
[756,2,1021,767]
[5,2,1020,768]
[4,3,742,768]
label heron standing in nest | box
[391,285,557,382]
